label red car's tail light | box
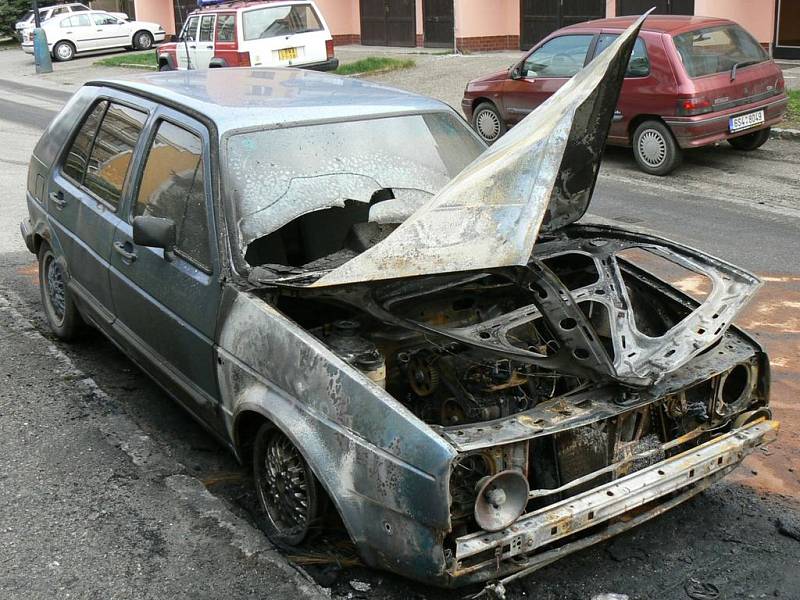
[238,51,251,67]
[325,39,334,60]
[677,97,713,116]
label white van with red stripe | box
[157,0,338,71]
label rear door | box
[240,3,328,67]
[503,34,595,123]
[192,13,216,68]
[213,13,237,66]
[46,96,148,326]
[58,14,94,51]
[671,24,779,119]
[108,108,221,428]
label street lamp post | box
[31,0,53,74]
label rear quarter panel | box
[609,31,679,145]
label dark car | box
[21,17,777,592]
[462,15,788,175]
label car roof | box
[190,0,314,14]
[561,14,734,36]
[89,67,450,133]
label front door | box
[90,12,129,48]
[193,14,216,69]
[177,15,199,69]
[108,108,221,427]
[360,0,416,47]
[503,34,595,123]
[520,0,603,49]
[46,98,147,325]
[423,0,453,48]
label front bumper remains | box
[451,419,778,584]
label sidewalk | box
[0,282,325,600]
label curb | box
[771,127,800,140]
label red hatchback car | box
[462,16,788,175]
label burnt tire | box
[38,243,83,341]
[253,424,321,546]
[52,41,75,62]
[728,127,770,151]
[133,30,154,50]
[472,101,507,144]
[632,120,682,176]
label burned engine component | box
[325,320,386,388]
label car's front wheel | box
[632,120,682,176]
[728,127,771,151]
[38,243,83,340]
[133,31,154,51]
[253,424,322,546]
[52,41,75,62]
[472,101,507,144]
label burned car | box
[21,15,777,590]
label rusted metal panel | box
[452,419,778,571]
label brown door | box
[360,0,416,47]
[775,0,800,59]
[423,0,454,47]
[617,0,694,15]
[173,0,198,37]
[520,0,603,50]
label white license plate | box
[729,110,765,133]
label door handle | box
[49,190,67,208]
[205,45,213,49]
[113,241,137,263]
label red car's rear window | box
[672,24,768,78]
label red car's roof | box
[562,14,734,35]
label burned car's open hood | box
[311,13,650,288]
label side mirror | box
[133,215,176,260]
[510,64,522,80]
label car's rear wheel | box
[133,31,154,51]
[472,101,507,144]
[159,63,172,72]
[728,127,770,151]
[253,424,321,546]
[52,41,75,62]
[38,243,83,340]
[632,120,682,176]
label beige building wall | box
[315,0,361,38]
[134,0,176,35]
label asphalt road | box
[1,47,799,600]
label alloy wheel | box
[44,255,66,325]
[257,431,314,543]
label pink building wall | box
[455,0,519,38]
[134,0,176,35]
[694,0,775,45]
[145,0,778,49]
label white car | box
[157,0,337,71]
[15,3,127,39]
[21,11,165,61]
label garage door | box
[617,0,694,16]
[423,0,454,48]
[520,0,604,50]
[360,0,416,47]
